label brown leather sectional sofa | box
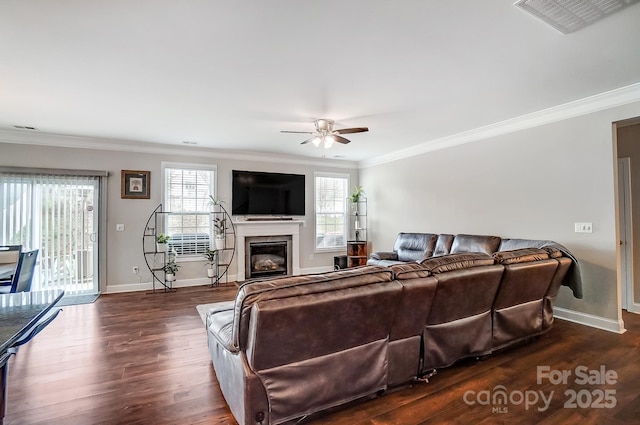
[205,233,581,425]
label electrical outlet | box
[574,222,593,233]
[132,266,139,274]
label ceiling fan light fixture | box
[282,118,369,149]
[324,135,335,148]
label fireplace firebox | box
[248,240,289,279]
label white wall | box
[0,140,358,292]
[360,101,640,330]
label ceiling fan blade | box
[334,135,351,144]
[301,136,319,145]
[334,127,369,134]
[281,130,315,134]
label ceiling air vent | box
[514,0,640,34]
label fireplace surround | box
[235,220,304,281]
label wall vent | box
[514,0,640,34]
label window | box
[163,163,216,256]
[315,173,348,251]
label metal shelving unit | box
[347,198,367,267]
[142,204,174,293]
[142,203,236,291]
[208,203,236,286]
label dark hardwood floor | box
[5,284,640,425]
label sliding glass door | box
[0,170,102,295]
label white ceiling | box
[1,0,639,163]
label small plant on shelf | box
[203,249,218,278]
[207,195,225,210]
[163,261,180,281]
[203,249,218,265]
[214,217,226,234]
[213,217,226,249]
[156,233,170,252]
[350,185,365,203]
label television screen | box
[232,170,305,216]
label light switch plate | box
[116,223,125,231]
[574,222,592,233]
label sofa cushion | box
[389,262,431,279]
[419,253,495,273]
[369,251,398,261]
[450,234,501,255]
[368,259,413,267]
[493,248,550,265]
[433,234,454,256]
[393,233,438,261]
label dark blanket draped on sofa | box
[499,238,583,299]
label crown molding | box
[359,82,640,168]
[0,130,358,170]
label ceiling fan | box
[281,119,369,148]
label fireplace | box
[235,219,303,282]
[245,235,292,280]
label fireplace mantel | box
[235,220,304,281]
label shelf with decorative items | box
[142,204,176,293]
[347,186,367,268]
[207,197,236,286]
[143,200,236,291]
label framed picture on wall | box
[121,170,150,199]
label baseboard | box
[104,274,238,294]
[554,307,627,334]
[301,266,335,275]
[106,268,337,293]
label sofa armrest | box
[207,300,235,315]
[207,308,238,353]
[370,251,398,261]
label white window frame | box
[162,162,217,260]
[314,172,349,253]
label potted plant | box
[156,233,170,252]
[163,261,180,282]
[350,185,365,217]
[214,217,226,249]
[208,195,225,211]
[350,185,365,203]
[203,248,218,278]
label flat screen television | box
[232,170,305,216]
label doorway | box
[0,170,105,295]
[617,157,633,311]
[616,119,640,314]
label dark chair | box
[0,249,39,294]
[0,245,22,286]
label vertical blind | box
[315,174,348,250]
[0,169,103,294]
